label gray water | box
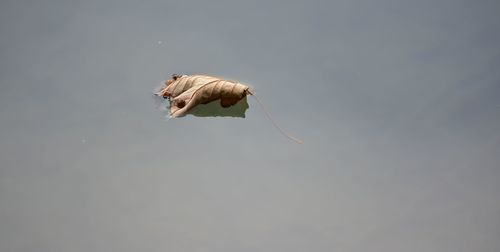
[1,0,500,251]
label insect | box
[156,74,303,144]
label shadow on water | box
[153,95,249,118]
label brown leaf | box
[156,75,250,118]
[155,74,303,143]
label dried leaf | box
[155,74,303,144]
[156,75,250,118]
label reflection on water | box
[187,97,249,118]
[153,94,249,118]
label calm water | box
[1,0,499,251]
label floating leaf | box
[156,74,250,118]
[155,74,303,144]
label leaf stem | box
[248,91,303,144]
